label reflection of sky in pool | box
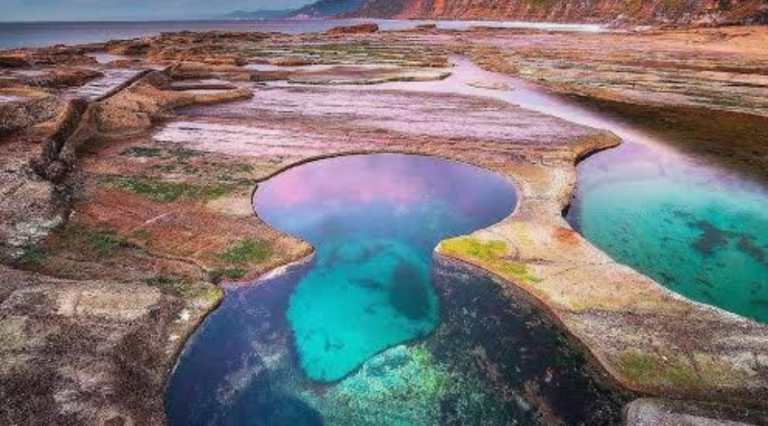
[166,154,628,425]
[255,154,516,381]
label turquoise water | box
[166,154,629,425]
[254,154,515,381]
[567,142,768,322]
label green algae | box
[100,176,231,203]
[145,276,223,302]
[120,146,163,158]
[88,229,135,258]
[216,239,271,265]
[616,351,749,391]
[298,344,452,424]
[15,245,49,267]
[441,237,541,285]
[207,268,247,283]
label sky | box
[0,0,314,21]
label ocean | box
[0,19,604,50]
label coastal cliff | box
[346,0,768,25]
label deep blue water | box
[165,154,628,425]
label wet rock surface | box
[624,398,768,426]
[0,23,767,425]
[465,26,768,117]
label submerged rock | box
[289,66,451,85]
[625,398,768,426]
[467,80,514,91]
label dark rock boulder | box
[325,23,380,35]
[0,55,32,69]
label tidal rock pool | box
[567,140,768,323]
[166,154,627,425]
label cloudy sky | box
[0,0,313,21]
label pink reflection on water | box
[258,155,429,210]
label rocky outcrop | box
[624,398,768,425]
[348,0,768,26]
[0,92,63,136]
[1,68,252,261]
[0,159,70,263]
[107,41,151,56]
[287,65,450,84]
[0,55,32,68]
[93,72,252,134]
[1,98,96,262]
[0,265,220,426]
[24,68,104,89]
[324,23,380,35]
[1,47,98,67]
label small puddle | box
[0,95,25,103]
[87,52,131,64]
[166,154,628,425]
[65,68,144,100]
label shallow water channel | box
[166,154,627,425]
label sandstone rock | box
[94,71,251,134]
[288,66,451,85]
[0,153,69,262]
[624,398,768,426]
[415,23,438,31]
[349,0,768,25]
[0,93,63,137]
[169,80,237,91]
[0,55,32,69]
[249,70,291,82]
[467,80,514,91]
[108,41,151,56]
[270,57,318,67]
[325,23,379,35]
[24,68,104,88]
[20,48,99,67]
[29,98,90,181]
[166,62,248,80]
[0,265,220,426]
[147,47,247,67]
